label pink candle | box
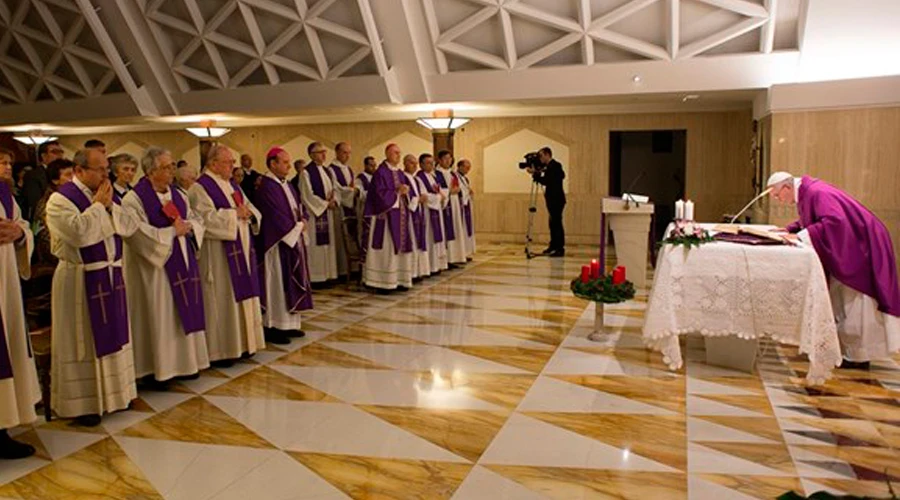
[581,265,590,283]
[590,259,600,279]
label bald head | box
[385,144,401,166]
[403,154,418,174]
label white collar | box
[114,182,130,192]
[266,170,288,184]
[361,172,373,179]
[73,176,93,196]
[332,161,349,169]
[794,177,802,203]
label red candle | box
[590,259,600,279]
[613,267,625,285]
[581,265,590,283]
[619,266,626,282]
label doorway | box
[609,130,687,243]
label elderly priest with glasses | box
[768,171,900,370]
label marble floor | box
[1,244,900,499]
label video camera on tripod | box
[518,151,544,172]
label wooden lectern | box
[601,197,654,288]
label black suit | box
[22,165,49,221]
[533,159,566,251]
[240,168,260,203]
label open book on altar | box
[712,224,791,245]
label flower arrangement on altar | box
[570,260,635,304]
[661,219,715,248]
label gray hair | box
[73,149,88,168]
[176,164,198,181]
[206,144,230,166]
[110,153,138,175]
[141,146,171,175]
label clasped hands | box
[235,204,252,221]
[92,180,114,208]
[0,219,24,245]
[173,217,193,237]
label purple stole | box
[407,174,427,251]
[255,176,313,314]
[0,184,15,379]
[415,171,444,243]
[433,169,456,241]
[460,173,474,237]
[364,163,413,254]
[133,178,205,334]
[329,164,356,219]
[195,174,261,302]
[57,182,129,359]
[356,173,371,192]
[305,163,330,245]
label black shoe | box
[138,375,170,392]
[264,329,291,345]
[397,286,410,292]
[284,330,306,339]
[74,414,102,427]
[240,351,256,360]
[841,360,870,370]
[0,430,36,460]
[211,359,237,368]
[549,249,566,257]
[174,372,200,381]
[541,247,554,255]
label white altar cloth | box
[642,223,842,384]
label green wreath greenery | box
[660,222,715,249]
[570,275,635,304]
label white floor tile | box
[518,376,674,414]
[451,466,548,500]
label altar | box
[642,223,842,383]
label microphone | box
[622,171,646,208]
[728,187,773,224]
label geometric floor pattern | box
[1,244,899,499]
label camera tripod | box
[524,180,544,259]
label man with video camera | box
[526,147,566,257]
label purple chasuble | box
[195,174,261,302]
[460,173,473,237]
[255,176,313,314]
[433,169,456,241]
[57,182,129,359]
[787,176,900,316]
[0,183,16,379]
[363,163,413,254]
[133,178,205,334]
[415,171,444,243]
[329,164,356,219]
[407,174,427,251]
[305,163,330,245]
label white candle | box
[685,200,695,221]
[675,200,684,220]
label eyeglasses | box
[86,166,110,174]
[311,150,327,154]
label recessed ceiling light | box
[632,75,642,83]
[682,94,700,102]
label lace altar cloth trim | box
[642,241,842,384]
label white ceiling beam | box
[229,59,261,88]
[304,27,329,80]
[31,0,64,45]
[62,53,95,95]
[437,6,497,45]
[293,0,308,19]
[590,29,669,60]
[73,0,143,102]
[201,40,229,87]
[515,33,582,69]
[0,65,27,102]
[306,17,369,46]
[174,65,222,88]
[667,0,679,59]
[39,0,81,13]
[182,0,206,33]
[0,56,38,76]
[147,12,197,36]
[694,0,768,18]
[0,92,139,125]
[63,46,112,68]
[205,33,257,58]
[10,33,44,76]
[0,86,20,103]
[93,69,117,95]
[421,0,447,74]
[172,37,204,67]
[0,1,10,24]
[307,0,338,20]
[760,0,776,53]
[504,3,583,33]
[438,41,508,70]
[46,74,87,96]
[265,54,321,80]
[327,46,370,79]
[43,81,65,102]
[796,0,809,52]
[499,8,516,69]
[678,16,768,59]
[261,61,279,85]
[241,0,301,21]
[367,0,431,103]
[355,0,389,77]
[205,0,238,33]
[237,2,266,56]
[578,0,594,65]
[263,23,305,56]
[591,0,660,31]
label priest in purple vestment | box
[769,172,900,369]
[362,144,416,291]
[256,147,313,345]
